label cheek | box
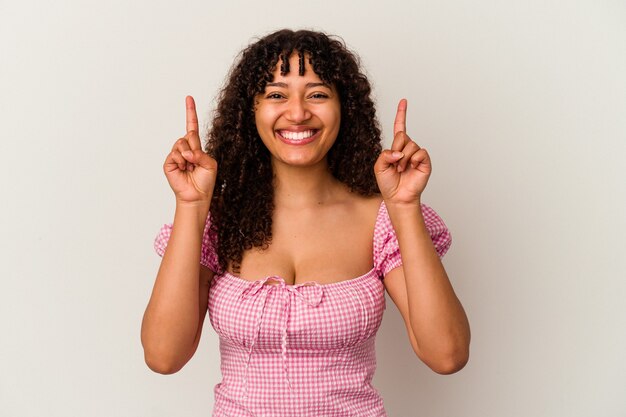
[255,106,280,130]
[254,112,262,129]
[330,101,341,128]
[329,108,341,132]
[254,112,270,133]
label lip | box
[275,129,320,145]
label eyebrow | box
[266,82,331,89]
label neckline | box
[221,267,379,288]
[219,199,387,288]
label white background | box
[1,1,625,416]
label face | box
[254,53,341,168]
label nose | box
[285,97,311,123]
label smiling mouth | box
[277,129,318,141]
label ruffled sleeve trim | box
[153,213,220,273]
[373,201,452,279]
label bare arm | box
[141,203,215,374]
[375,99,470,374]
[141,96,218,374]
[385,203,470,374]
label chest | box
[207,272,386,352]
[230,201,381,285]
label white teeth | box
[280,130,315,140]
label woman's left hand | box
[374,99,432,205]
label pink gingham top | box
[154,200,451,417]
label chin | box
[276,154,324,167]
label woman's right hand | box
[163,96,218,206]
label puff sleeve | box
[373,201,452,279]
[153,213,221,273]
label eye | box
[266,92,285,100]
[309,92,329,99]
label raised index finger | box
[393,98,407,136]
[186,95,199,134]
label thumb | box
[182,150,217,172]
[374,150,404,173]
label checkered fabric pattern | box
[154,201,451,416]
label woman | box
[141,29,470,416]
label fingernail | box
[392,151,404,158]
[183,150,192,158]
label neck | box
[272,158,346,209]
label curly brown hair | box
[205,29,382,274]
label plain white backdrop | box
[1,0,625,416]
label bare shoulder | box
[344,192,383,219]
